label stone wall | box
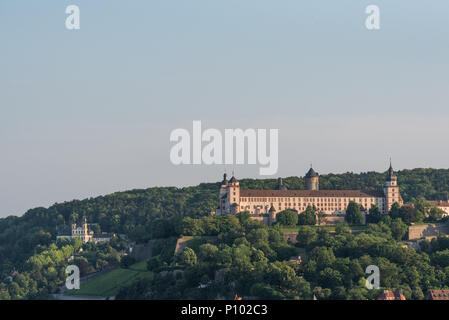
[408,223,449,240]
[283,232,298,244]
[129,239,161,261]
[320,216,345,225]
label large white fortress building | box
[217,163,403,224]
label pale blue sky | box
[1,1,449,217]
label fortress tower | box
[228,173,240,214]
[305,166,319,191]
[218,171,241,215]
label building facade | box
[57,217,113,243]
[427,200,449,217]
[217,163,403,224]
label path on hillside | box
[174,237,189,255]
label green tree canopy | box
[345,201,363,225]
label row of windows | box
[241,202,375,211]
[240,197,377,203]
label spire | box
[386,158,396,182]
[222,171,228,185]
[229,169,238,184]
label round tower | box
[305,166,319,191]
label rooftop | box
[426,290,449,300]
[428,200,449,207]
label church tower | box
[305,166,319,191]
[383,160,402,214]
[82,216,89,243]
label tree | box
[120,255,136,268]
[74,257,89,276]
[296,226,318,247]
[237,211,251,226]
[390,202,401,219]
[309,247,336,269]
[414,197,432,218]
[177,247,197,266]
[246,228,269,246]
[390,218,408,241]
[181,217,204,236]
[316,211,326,226]
[147,256,163,271]
[319,268,342,288]
[298,205,317,226]
[198,244,218,262]
[367,205,381,224]
[432,249,449,268]
[313,286,331,300]
[250,283,284,299]
[216,244,233,266]
[399,205,424,224]
[428,207,444,221]
[345,201,363,225]
[276,210,298,226]
[335,223,350,235]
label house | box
[426,290,449,300]
[377,290,406,300]
[427,200,449,217]
[289,256,302,265]
[57,216,114,244]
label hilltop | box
[1,168,449,299]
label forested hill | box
[0,168,448,277]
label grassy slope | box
[67,262,154,297]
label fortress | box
[216,163,403,224]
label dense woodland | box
[1,168,449,299]
[117,213,449,300]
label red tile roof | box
[428,200,449,207]
[377,290,406,300]
[426,290,449,300]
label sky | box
[1,1,449,217]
